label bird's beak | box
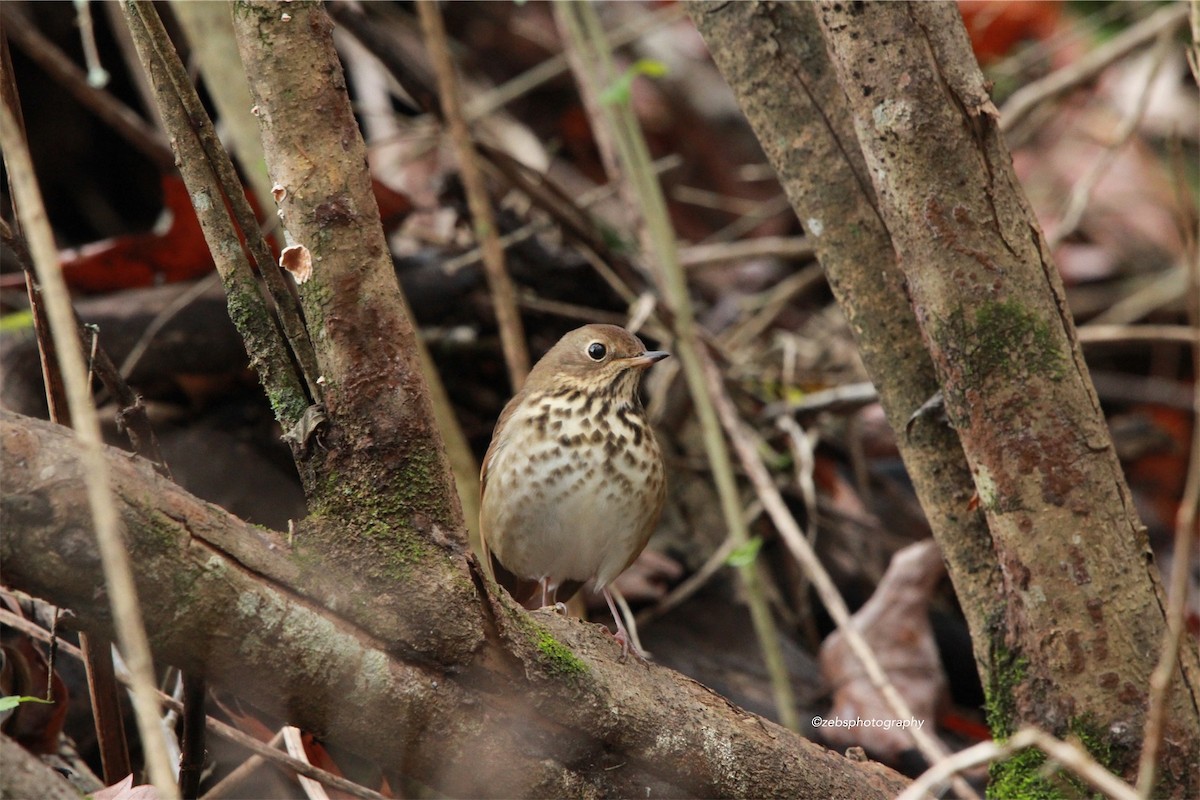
[626,350,669,369]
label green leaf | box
[0,310,34,333]
[0,695,54,712]
[599,59,669,106]
[726,536,763,567]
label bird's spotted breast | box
[484,388,663,589]
[478,324,668,658]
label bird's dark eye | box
[586,342,607,361]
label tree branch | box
[0,409,911,799]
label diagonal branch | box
[0,409,912,800]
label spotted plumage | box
[479,324,668,658]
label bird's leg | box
[603,588,648,662]
[536,580,567,614]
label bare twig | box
[1048,30,1176,249]
[417,0,529,391]
[551,3,634,232]
[464,3,687,121]
[898,727,1139,800]
[680,235,814,269]
[438,153,682,275]
[1189,0,1200,85]
[118,274,222,380]
[725,263,827,350]
[777,416,818,544]
[78,634,133,785]
[698,351,979,800]
[1,94,180,800]
[1077,324,1200,346]
[282,727,332,800]
[72,0,109,88]
[763,382,880,419]
[0,607,391,800]
[516,293,629,327]
[635,532,741,628]
[1000,3,1188,135]
[1089,263,1190,326]
[0,4,174,171]
[700,194,793,245]
[199,730,284,800]
[1135,168,1200,800]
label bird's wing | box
[478,440,497,584]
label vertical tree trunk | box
[687,0,1000,693]
[693,0,1200,793]
[227,2,480,661]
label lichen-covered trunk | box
[811,0,1199,792]
[228,2,479,660]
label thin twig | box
[283,726,332,800]
[72,0,110,89]
[1088,263,1190,326]
[0,40,70,425]
[699,194,792,245]
[698,350,980,800]
[437,153,682,274]
[634,519,744,628]
[999,3,1188,135]
[417,0,529,390]
[551,3,634,233]
[0,606,391,800]
[199,730,284,800]
[124,1,322,404]
[78,634,133,785]
[1077,324,1200,346]
[777,416,818,544]
[119,0,311,430]
[724,263,827,350]
[464,3,687,121]
[1,95,181,800]
[679,235,814,270]
[554,0,799,732]
[1048,29,1176,250]
[119,273,223,380]
[0,4,175,171]
[897,727,1139,800]
[516,293,629,327]
[1135,165,1200,800]
[1189,0,1200,85]
[762,382,880,419]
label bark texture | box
[0,410,911,799]
[225,1,478,662]
[687,0,999,676]
[811,0,1199,791]
[0,733,84,800]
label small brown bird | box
[480,324,668,659]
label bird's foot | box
[613,629,650,664]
